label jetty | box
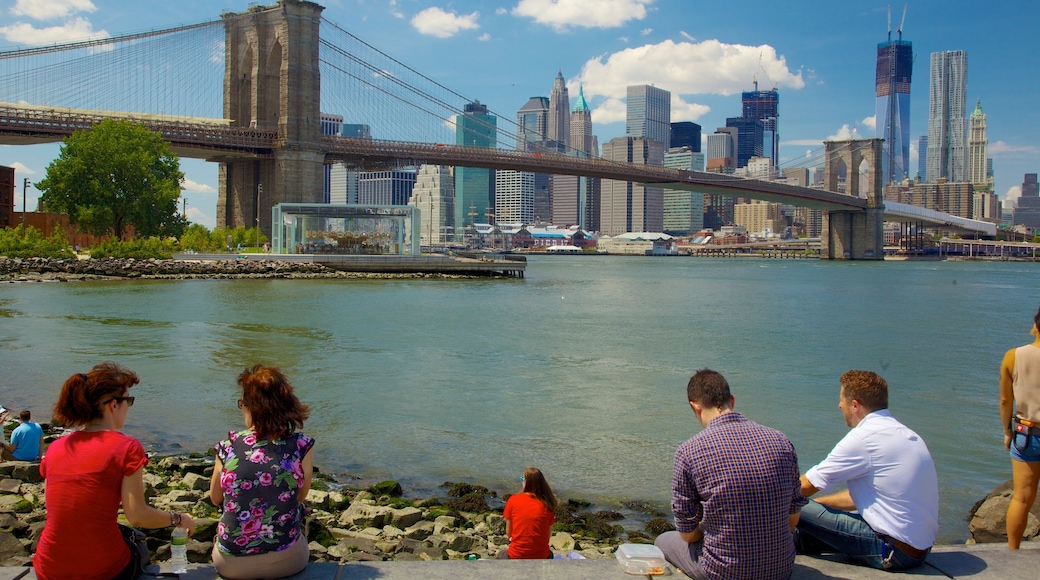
[174,252,526,278]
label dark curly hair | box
[238,364,309,440]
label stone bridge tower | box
[821,138,885,260]
[217,0,325,238]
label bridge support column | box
[217,0,325,239]
[820,138,885,260]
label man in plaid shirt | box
[656,369,807,580]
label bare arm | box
[814,489,856,511]
[209,457,224,506]
[1001,348,1017,450]
[299,448,314,500]
[679,526,703,544]
[800,474,819,497]
[121,467,196,535]
[788,511,800,530]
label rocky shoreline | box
[0,450,1032,568]
[0,257,476,282]
[0,453,671,567]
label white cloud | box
[783,139,823,147]
[186,207,215,230]
[180,178,215,193]
[478,33,491,41]
[826,124,856,141]
[860,115,876,131]
[590,97,626,124]
[671,95,709,121]
[411,7,479,38]
[679,31,694,41]
[10,0,95,20]
[0,17,106,44]
[577,39,804,104]
[990,141,1040,155]
[640,28,652,36]
[10,162,34,175]
[496,7,508,15]
[512,0,652,30]
[1005,185,1022,203]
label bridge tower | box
[217,0,325,238]
[821,138,885,260]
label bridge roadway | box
[0,103,995,235]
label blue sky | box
[1,0,1037,228]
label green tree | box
[37,119,187,240]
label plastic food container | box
[615,543,668,575]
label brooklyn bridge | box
[0,0,993,259]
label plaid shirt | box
[672,412,806,580]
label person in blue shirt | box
[3,410,43,461]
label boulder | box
[550,532,580,552]
[403,520,435,540]
[0,531,25,561]
[446,534,480,553]
[338,501,392,529]
[305,489,330,510]
[327,536,381,560]
[433,515,458,534]
[0,496,31,513]
[388,506,423,529]
[182,472,210,492]
[369,480,403,498]
[485,513,506,535]
[9,463,41,484]
[0,513,28,536]
[968,480,1040,543]
[0,479,22,494]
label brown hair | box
[52,362,139,427]
[18,410,30,422]
[521,467,558,513]
[1034,305,1040,331]
[239,364,309,441]
[687,368,732,410]
[839,370,888,412]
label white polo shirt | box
[805,409,939,550]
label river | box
[0,255,1035,542]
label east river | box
[0,256,1036,542]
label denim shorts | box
[1010,432,1040,462]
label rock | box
[968,480,1040,543]
[186,538,213,563]
[0,531,25,561]
[0,496,32,513]
[192,517,219,541]
[164,489,197,503]
[305,489,330,510]
[381,525,404,539]
[485,513,506,535]
[338,501,392,528]
[0,513,27,535]
[327,536,381,560]
[8,463,41,484]
[0,480,22,494]
[550,532,578,552]
[446,534,480,552]
[433,515,458,534]
[403,520,435,540]
[142,472,166,493]
[327,491,352,510]
[369,480,403,498]
[308,541,328,555]
[158,457,211,476]
[388,506,423,529]
[182,472,210,492]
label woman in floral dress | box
[209,365,315,579]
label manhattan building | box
[741,89,779,170]
[454,101,496,238]
[548,71,570,150]
[670,122,701,152]
[570,84,597,157]
[968,99,991,190]
[662,146,705,235]
[1013,174,1040,230]
[495,170,535,224]
[408,164,454,245]
[626,85,671,148]
[926,50,968,183]
[600,137,665,235]
[875,28,913,183]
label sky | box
[1,0,1038,229]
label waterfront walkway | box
[1,543,1035,579]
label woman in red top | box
[35,362,196,580]
[497,467,558,559]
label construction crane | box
[752,51,777,92]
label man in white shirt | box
[797,370,938,571]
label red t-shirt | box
[36,430,148,580]
[503,492,555,559]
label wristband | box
[170,511,182,527]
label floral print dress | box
[214,429,315,555]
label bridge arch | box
[820,138,885,259]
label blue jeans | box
[795,500,926,571]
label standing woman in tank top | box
[1000,305,1040,549]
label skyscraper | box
[570,84,596,157]
[741,89,779,169]
[517,97,550,152]
[548,71,570,150]
[662,147,705,235]
[495,170,534,224]
[968,99,989,189]
[320,113,344,203]
[626,85,671,148]
[670,122,701,152]
[875,29,912,184]
[926,50,968,183]
[725,116,763,169]
[408,164,454,245]
[600,136,665,235]
[917,135,928,181]
[455,101,496,237]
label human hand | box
[1005,433,1012,451]
[178,513,196,537]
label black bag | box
[117,524,150,580]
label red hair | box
[239,365,309,440]
[52,362,139,427]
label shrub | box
[89,237,177,259]
[0,225,73,259]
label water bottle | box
[170,526,188,574]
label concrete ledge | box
[5,543,1039,579]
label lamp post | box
[182,198,187,218]
[256,184,262,252]
[22,178,29,227]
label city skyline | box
[0,0,1036,229]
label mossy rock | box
[626,530,652,544]
[644,518,676,535]
[11,500,33,513]
[566,498,592,509]
[441,482,494,498]
[417,497,442,508]
[311,479,330,492]
[368,480,403,498]
[306,518,337,548]
[444,493,489,514]
[425,506,452,520]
